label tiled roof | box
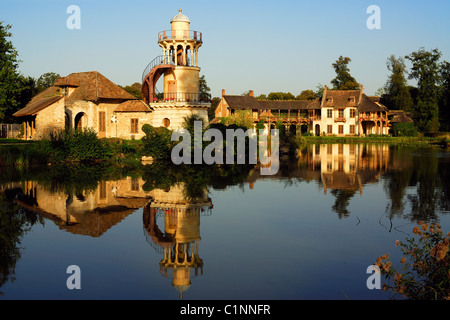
[14,71,137,117]
[13,86,63,117]
[114,100,152,112]
[223,95,319,110]
[357,94,385,112]
[322,89,361,108]
[54,71,137,103]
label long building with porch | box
[215,85,396,136]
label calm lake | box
[0,143,449,300]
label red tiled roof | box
[14,71,137,117]
[114,100,152,112]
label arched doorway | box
[289,124,297,136]
[315,124,320,136]
[74,112,87,131]
[300,124,308,135]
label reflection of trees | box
[141,162,253,199]
[331,189,356,219]
[0,188,42,293]
[383,146,413,218]
[384,146,450,222]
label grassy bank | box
[0,131,146,168]
[297,135,449,147]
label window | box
[350,125,355,134]
[327,144,332,155]
[131,118,139,134]
[99,181,107,200]
[327,125,333,134]
[338,125,344,134]
[163,118,170,128]
[327,109,333,118]
[131,178,140,191]
[99,111,106,132]
[338,109,344,118]
[350,109,356,118]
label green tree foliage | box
[0,22,22,122]
[199,75,211,102]
[37,128,111,163]
[267,92,295,100]
[439,61,450,131]
[17,76,37,111]
[222,110,253,129]
[296,90,316,100]
[121,82,142,100]
[405,48,442,133]
[331,56,359,90]
[141,124,173,160]
[391,122,418,137]
[381,55,413,112]
[36,72,60,94]
[208,97,221,121]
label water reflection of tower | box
[142,183,213,298]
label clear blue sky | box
[1,0,449,97]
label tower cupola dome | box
[171,9,190,24]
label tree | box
[121,82,142,99]
[315,83,325,98]
[17,76,37,110]
[331,56,359,90]
[36,72,60,94]
[405,48,442,133]
[438,61,450,131]
[267,92,295,100]
[296,90,316,100]
[381,55,413,112]
[199,75,211,102]
[208,97,220,121]
[0,22,22,122]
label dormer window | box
[349,96,355,103]
[61,87,67,96]
[326,97,333,103]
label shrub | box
[141,124,173,160]
[375,222,449,300]
[392,122,418,137]
[38,128,110,163]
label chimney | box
[222,89,226,97]
[360,84,363,93]
[249,90,254,97]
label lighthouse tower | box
[142,9,210,130]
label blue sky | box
[1,0,449,97]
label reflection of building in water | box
[142,183,212,298]
[15,177,152,237]
[246,144,390,195]
[308,144,389,194]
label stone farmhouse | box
[215,85,409,136]
[14,9,210,140]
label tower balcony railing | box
[151,92,210,104]
[158,30,203,42]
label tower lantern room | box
[141,9,210,130]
